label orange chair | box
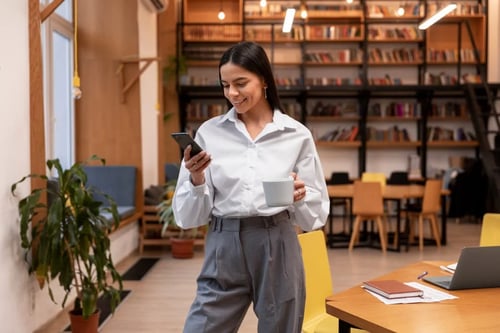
[406,179,442,251]
[349,181,388,253]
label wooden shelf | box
[427,141,479,148]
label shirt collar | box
[218,107,298,130]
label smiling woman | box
[173,41,330,333]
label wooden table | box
[326,261,500,332]
[327,184,450,251]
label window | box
[41,0,75,171]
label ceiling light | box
[346,0,353,4]
[282,8,296,33]
[260,0,267,7]
[418,3,457,30]
[396,6,405,17]
[300,1,308,19]
[218,0,225,21]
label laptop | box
[423,246,500,290]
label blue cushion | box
[99,206,136,222]
[83,166,136,207]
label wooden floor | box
[36,218,482,333]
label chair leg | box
[349,216,362,251]
[429,214,441,248]
[375,216,387,253]
[418,215,424,251]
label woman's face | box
[219,62,268,115]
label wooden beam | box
[40,0,65,23]
[29,0,46,183]
[117,57,161,103]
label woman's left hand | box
[290,172,306,202]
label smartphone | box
[171,132,203,156]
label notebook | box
[363,279,424,299]
[423,246,500,290]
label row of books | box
[367,126,412,142]
[245,26,304,41]
[368,75,404,85]
[427,3,484,16]
[186,103,227,120]
[305,77,363,86]
[423,72,482,85]
[183,45,228,61]
[369,102,421,118]
[305,25,362,40]
[368,47,422,63]
[183,26,241,41]
[282,102,301,120]
[427,126,476,142]
[304,49,363,64]
[275,77,302,87]
[429,103,467,118]
[367,4,423,18]
[367,27,422,41]
[309,101,358,117]
[318,126,359,142]
[427,49,479,63]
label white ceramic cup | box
[262,177,294,207]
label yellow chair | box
[298,230,365,333]
[480,213,500,246]
[349,181,388,252]
[361,172,386,191]
[406,179,442,251]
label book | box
[362,280,424,299]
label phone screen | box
[171,132,203,156]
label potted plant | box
[11,156,123,333]
[162,54,188,86]
[157,180,202,259]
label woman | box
[172,41,329,333]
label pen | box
[417,271,428,280]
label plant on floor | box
[157,180,198,239]
[11,156,123,321]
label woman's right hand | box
[184,145,211,186]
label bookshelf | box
[176,0,486,176]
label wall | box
[0,1,34,332]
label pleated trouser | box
[182,210,305,333]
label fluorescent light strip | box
[418,3,457,30]
[282,8,296,33]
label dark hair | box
[218,41,283,112]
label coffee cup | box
[262,177,294,207]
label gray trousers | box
[183,210,305,333]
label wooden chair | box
[480,213,500,246]
[349,181,388,253]
[406,179,442,251]
[299,230,365,333]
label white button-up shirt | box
[172,108,329,231]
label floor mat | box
[121,257,160,280]
[63,289,131,332]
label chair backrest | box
[421,179,442,214]
[387,171,409,185]
[480,213,500,246]
[164,163,180,182]
[330,172,350,185]
[353,180,384,216]
[298,230,333,325]
[361,172,386,191]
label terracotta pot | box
[69,309,100,333]
[170,238,195,259]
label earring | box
[264,87,267,99]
